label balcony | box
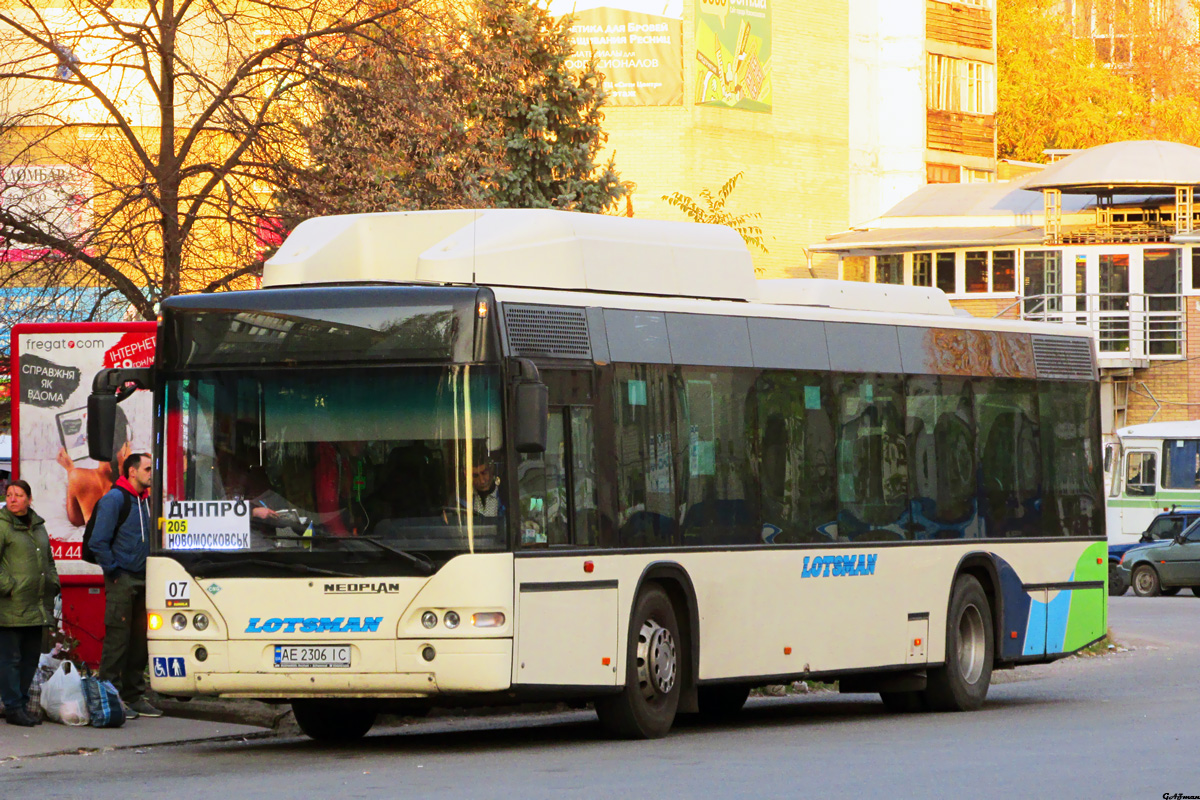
[1016,293,1184,369]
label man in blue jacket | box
[90,452,161,718]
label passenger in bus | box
[314,441,362,537]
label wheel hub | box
[636,619,677,699]
[957,603,986,685]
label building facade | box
[569,0,998,277]
[812,141,1200,439]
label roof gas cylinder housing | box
[263,208,955,316]
[263,209,757,301]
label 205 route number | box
[274,645,351,669]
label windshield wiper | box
[190,558,356,578]
[309,535,434,576]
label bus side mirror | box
[508,358,547,454]
[87,368,154,462]
[87,392,119,462]
[514,381,548,454]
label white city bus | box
[1106,420,1200,543]
[89,210,1107,741]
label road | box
[5,594,1197,798]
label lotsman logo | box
[244,616,383,634]
[801,553,878,578]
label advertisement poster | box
[694,0,772,112]
[552,1,684,106]
[13,323,156,576]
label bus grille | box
[503,304,592,359]
[1031,335,1096,380]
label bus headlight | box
[472,612,505,628]
[193,613,210,632]
[443,611,460,629]
[422,611,438,629]
[171,613,188,631]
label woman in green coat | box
[0,480,59,727]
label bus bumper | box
[148,638,513,698]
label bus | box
[1106,420,1200,544]
[87,209,1107,741]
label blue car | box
[1109,508,1200,596]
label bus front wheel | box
[291,700,377,742]
[595,585,682,739]
[924,575,992,712]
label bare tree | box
[0,0,424,329]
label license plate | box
[273,645,351,668]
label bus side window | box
[1125,451,1157,496]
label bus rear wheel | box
[924,575,992,712]
[291,700,377,742]
[595,585,682,739]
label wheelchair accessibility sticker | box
[153,656,187,678]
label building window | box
[965,251,989,292]
[927,55,996,114]
[875,254,903,285]
[936,253,956,293]
[1024,250,1062,313]
[992,250,1016,293]
[913,253,932,287]
[927,163,959,184]
[842,256,870,282]
[964,168,993,183]
[1191,247,1200,290]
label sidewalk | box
[1,713,270,761]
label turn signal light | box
[914,638,922,647]
[472,612,506,628]
[148,613,163,631]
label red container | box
[60,574,107,669]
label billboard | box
[694,0,772,112]
[0,164,93,261]
[12,322,155,576]
[553,1,684,106]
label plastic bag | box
[81,676,126,728]
[40,661,90,726]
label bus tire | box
[291,700,376,742]
[1108,563,1128,596]
[880,691,926,713]
[1191,587,1200,597]
[924,575,992,712]
[595,585,681,739]
[1131,565,1161,597]
[696,683,750,720]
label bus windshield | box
[160,365,505,574]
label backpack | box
[81,489,132,565]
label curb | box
[1,729,279,763]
